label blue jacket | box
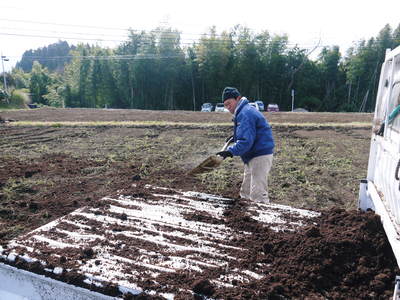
[227,98,274,164]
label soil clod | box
[132,175,141,181]
[192,279,215,296]
[82,247,95,258]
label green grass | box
[1,178,53,202]
[0,103,27,110]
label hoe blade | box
[188,155,223,175]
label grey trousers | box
[240,154,273,203]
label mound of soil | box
[2,183,397,299]
[214,201,398,299]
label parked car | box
[254,100,265,111]
[28,104,38,109]
[249,102,260,111]
[293,108,309,112]
[201,103,213,112]
[267,103,280,112]
[215,103,228,112]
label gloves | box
[216,151,233,159]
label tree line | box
[3,23,400,111]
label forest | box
[2,23,400,112]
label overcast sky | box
[1,0,399,70]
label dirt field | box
[0,109,373,240]
[2,108,396,299]
[1,107,373,124]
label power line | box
[10,54,184,61]
[8,47,330,62]
[0,31,217,46]
[0,31,208,44]
[0,25,236,42]
[0,32,123,43]
[0,17,332,42]
[0,17,224,38]
[0,26,129,39]
[0,26,255,43]
[2,17,396,52]
[0,27,215,44]
[0,17,332,49]
[0,31,327,50]
[0,17,129,31]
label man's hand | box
[216,151,233,159]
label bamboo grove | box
[4,23,400,112]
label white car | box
[201,103,213,112]
[249,102,260,111]
[255,100,265,111]
[267,103,280,112]
[215,103,228,112]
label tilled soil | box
[0,153,139,243]
[0,110,390,299]
[0,184,397,299]
[218,202,397,299]
[0,124,371,245]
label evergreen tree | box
[13,23,400,112]
[17,41,74,73]
[29,61,53,104]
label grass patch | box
[1,178,51,202]
[81,165,109,175]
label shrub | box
[0,89,31,109]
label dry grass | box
[6,120,372,129]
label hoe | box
[188,136,234,175]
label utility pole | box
[190,63,196,111]
[291,89,295,112]
[1,54,9,95]
[188,48,196,111]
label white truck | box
[358,45,400,298]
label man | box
[217,87,275,203]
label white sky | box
[0,0,399,71]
